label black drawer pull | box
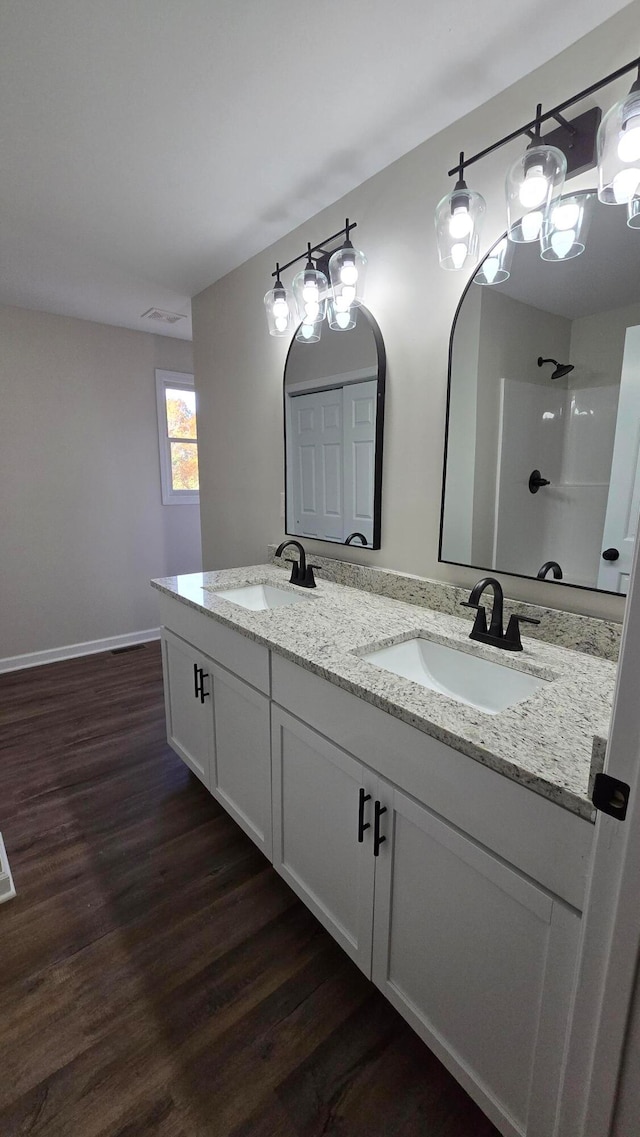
[358,788,371,842]
[373,801,387,857]
[193,662,200,700]
[199,669,210,703]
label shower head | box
[538,356,574,380]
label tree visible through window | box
[165,387,199,491]
[155,370,199,505]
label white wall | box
[441,283,480,565]
[570,300,640,391]
[474,289,571,569]
[0,305,201,659]
[192,5,640,622]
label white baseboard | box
[0,833,16,904]
[0,628,161,674]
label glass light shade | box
[435,185,486,271]
[628,195,640,229]
[473,236,513,285]
[328,243,367,307]
[597,87,640,204]
[292,265,328,326]
[540,192,595,261]
[295,315,323,344]
[327,299,357,331]
[506,143,567,242]
[264,283,296,337]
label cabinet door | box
[271,708,376,974]
[371,783,580,1137]
[210,663,272,858]
[161,629,213,788]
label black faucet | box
[537,560,563,580]
[460,577,540,652]
[345,532,368,546]
[275,540,318,589]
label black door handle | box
[373,801,387,856]
[198,668,210,703]
[602,548,620,562]
[193,662,201,700]
[358,788,371,842]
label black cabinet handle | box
[373,801,387,856]
[358,788,371,842]
[602,548,620,562]
[193,662,200,700]
[198,668,210,703]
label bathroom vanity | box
[152,564,616,1137]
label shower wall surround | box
[193,4,640,624]
[495,374,619,589]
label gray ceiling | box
[499,196,640,320]
[0,0,632,338]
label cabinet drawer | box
[272,654,593,910]
[158,592,270,694]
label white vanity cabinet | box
[371,782,581,1137]
[156,591,596,1137]
[161,628,213,788]
[271,709,376,972]
[271,654,592,1137]
[209,661,271,858]
[159,593,272,856]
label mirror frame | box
[283,305,387,549]
[438,198,622,598]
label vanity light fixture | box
[506,108,566,243]
[435,153,486,270]
[265,220,365,340]
[327,299,357,331]
[295,312,324,344]
[328,219,367,308]
[293,244,328,330]
[264,263,296,337]
[540,191,595,261]
[598,65,640,204]
[473,236,513,285]
[436,55,640,273]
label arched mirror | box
[440,189,640,596]
[284,306,386,548]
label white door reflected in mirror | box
[598,324,640,594]
[283,305,385,550]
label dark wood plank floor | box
[0,643,499,1137]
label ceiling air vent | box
[140,307,187,324]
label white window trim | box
[155,369,199,506]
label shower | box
[538,356,574,380]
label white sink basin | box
[362,637,547,715]
[211,583,308,611]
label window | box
[155,370,199,505]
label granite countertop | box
[152,565,617,821]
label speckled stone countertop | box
[152,565,617,822]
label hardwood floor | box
[0,643,499,1136]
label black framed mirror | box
[283,305,386,548]
[439,189,640,597]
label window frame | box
[155,369,199,506]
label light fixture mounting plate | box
[541,105,602,179]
